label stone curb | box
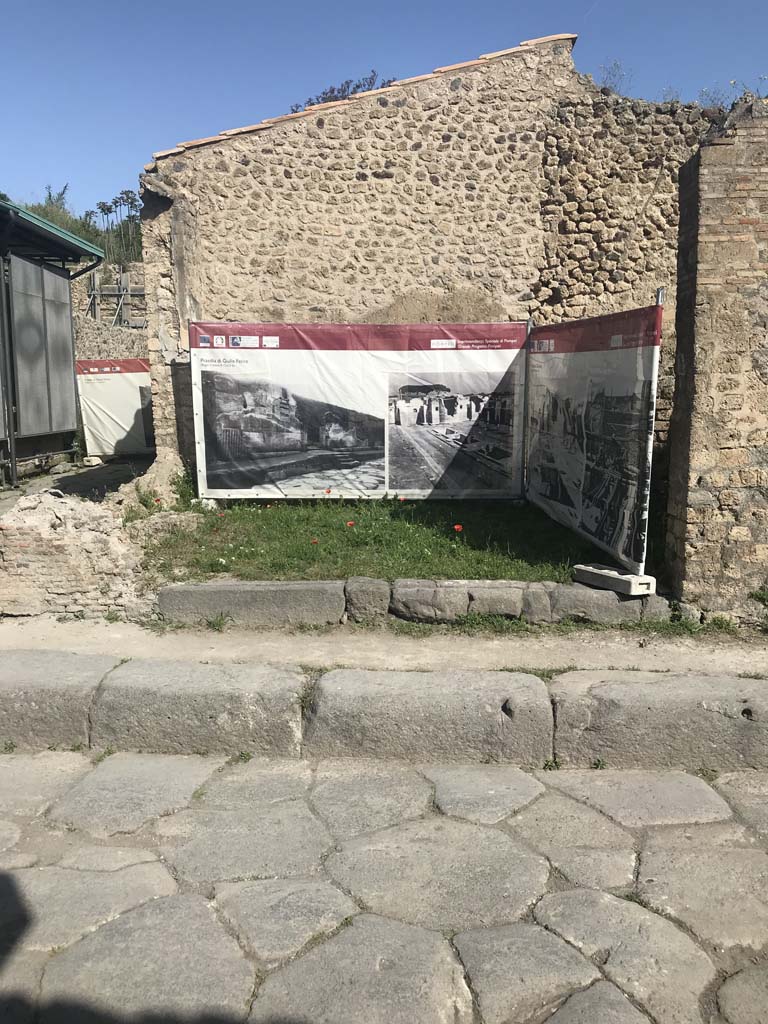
[157,578,673,627]
[2,654,766,769]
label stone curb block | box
[0,650,120,750]
[344,577,391,622]
[90,659,305,756]
[550,584,642,625]
[389,580,469,623]
[157,580,346,626]
[303,669,553,764]
[550,670,768,769]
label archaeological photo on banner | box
[189,323,527,500]
[526,306,663,575]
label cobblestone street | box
[1,751,767,1023]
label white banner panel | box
[76,360,155,457]
[189,323,527,500]
[527,307,663,574]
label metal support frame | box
[0,257,18,485]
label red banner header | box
[76,359,150,375]
[529,306,662,355]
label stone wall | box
[73,314,148,361]
[140,33,715,468]
[0,492,150,619]
[665,100,768,611]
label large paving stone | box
[551,671,768,768]
[39,895,253,1019]
[160,800,332,883]
[216,878,358,965]
[0,949,49,1024]
[55,845,158,871]
[249,913,473,1024]
[326,817,549,930]
[4,863,175,951]
[639,847,768,950]
[718,965,768,1024]
[197,756,312,808]
[158,578,346,625]
[345,576,391,621]
[508,791,636,889]
[0,651,118,750]
[48,752,225,836]
[312,760,432,837]
[0,753,91,817]
[715,772,768,835]
[91,658,304,756]
[550,584,642,625]
[541,769,732,827]
[546,981,649,1023]
[306,669,553,764]
[422,764,544,824]
[454,923,599,1024]
[0,820,21,851]
[643,821,760,850]
[535,890,717,1024]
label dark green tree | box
[291,69,395,112]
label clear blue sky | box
[2,0,765,213]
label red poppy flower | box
[398,496,406,502]
[453,524,463,533]
[310,538,319,545]
[346,520,355,527]
[154,498,162,504]
[324,488,332,495]
[217,512,225,517]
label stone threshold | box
[2,651,765,770]
[156,577,674,628]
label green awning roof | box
[0,199,105,263]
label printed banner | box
[76,359,155,457]
[526,306,663,574]
[189,323,528,499]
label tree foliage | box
[290,69,395,113]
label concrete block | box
[0,650,119,750]
[467,582,524,618]
[157,580,346,626]
[91,659,304,756]
[573,563,656,596]
[305,670,553,764]
[550,584,642,625]
[389,580,469,622]
[344,577,391,622]
[551,670,768,769]
[522,584,552,624]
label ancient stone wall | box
[665,100,768,612]
[140,34,715,470]
[73,314,148,361]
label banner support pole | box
[521,316,534,499]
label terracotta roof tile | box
[432,59,484,73]
[519,33,578,46]
[152,147,184,159]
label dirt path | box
[1,616,766,674]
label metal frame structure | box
[0,200,104,485]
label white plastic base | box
[573,563,656,596]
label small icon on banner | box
[230,336,242,347]
[199,335,211,347]
[262,336,280,349]
[213,336,226,348]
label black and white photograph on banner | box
[387,368,523,496]
[200,369,386,495]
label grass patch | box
[143,498,599,584]
[384,614,742,640]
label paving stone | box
[92,658,304,756]
[0,852,37,869]
[0,753,92,817]
[550,584,642,625]
[550,671,768,768]
[643,821,760,850]
[345,576,391,621]
[157,578,346,625]
[160,800,332,883]
[718,965,768,1024]
[312,760,432,837]
[0,820,21,851]
[508,792,636,889]
[715,772,768,835]
[454,923,599,1024]
[639,848,768,950]
[216,878,358,965]
[0,949,49,1024]
[249,913,473,1024]
[326,817,549,931]
[422,764,544,824]
[198,757,312,808]
[0,650,118,750]
[546,981,649,1022]
[306,669,552,764]
[535,890,717,1024]
[39,895,253,1020]
[56,845,158,871]
[5,863,176,951]
[48,752,225,837]
[541,769,732,827]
